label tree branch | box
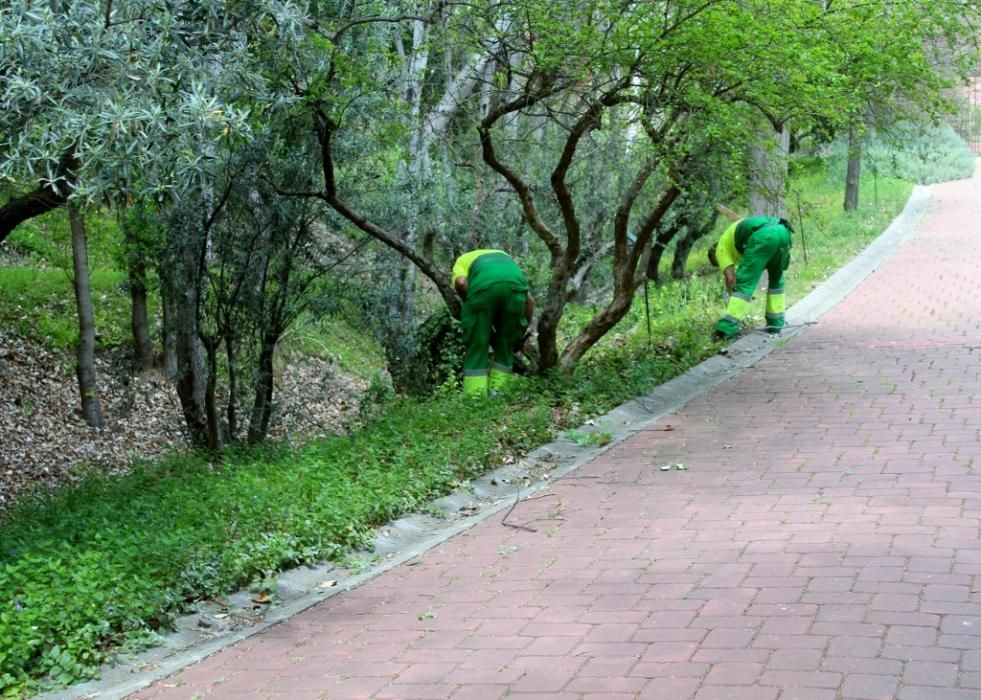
[550,74,635,267]
[306,106,461,316]
[477,93,564,257]
[549,101,601,266]
[0,151,77,246]
[629,181,683,279]
[612,155,657,263]
[311,14,425,44]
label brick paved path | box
[137,170,981,699]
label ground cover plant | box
[0,150,930,697]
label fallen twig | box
[502,489,562,532]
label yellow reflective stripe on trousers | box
[724,294,751,321]
[489,365,515,392]
[765,290,786,315]
[463,373,488,397]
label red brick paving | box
[135,169,981,699]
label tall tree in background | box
[119,205,159,371]
[843,120,865,211]
[39,0,106,426]
[67,204,103,427]
[804,1,976,212]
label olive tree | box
[0,0,301,444]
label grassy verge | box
[0,268,130,350]
[0,162,916,697]
[283,314,387,381]
[0,208,133,351]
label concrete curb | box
[48,184,931,700]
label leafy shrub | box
[821,122,975,185]
[386,307,466,397]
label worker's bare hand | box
[723,267,735,292]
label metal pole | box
[794,190,808,264]
[872,158,879,210]
[643,275,652,348]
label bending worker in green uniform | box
[452,249,534,397]
[708,216,792,338]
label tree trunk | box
[225,330,238,440]
[68,205,103,428]
[126,238,155,370]
[844,122,863,211]
[558,286,635,372]
[558,183,682,371]
[172,245,210,448]
[670,229,698,280]
[646,220,685,285]
[248,334,276,444]
[671,211,719,280]
[748,121,790,217]
[202,334,221,452]
[534,255,576,372]
[394,14,429,346]
[161,289,178,379]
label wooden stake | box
[715,204,742,221]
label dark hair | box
[707,244,719,268]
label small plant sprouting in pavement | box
[564,429,614,447]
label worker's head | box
[707,244,719,268]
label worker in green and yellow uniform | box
[708,216,792,339]
[452,249,534,397]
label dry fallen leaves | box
[0,331,368,512]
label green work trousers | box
[716,224,791,337]
[461,255,529,396]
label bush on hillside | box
[821,122,975,185]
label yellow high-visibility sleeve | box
[451,249,507,282]
[715,222,740,272]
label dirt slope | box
[0,332,367,510]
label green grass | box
[0,267,131,350]
[1,206,134,351]
[283,314,386,381]
[0,150,940,696]
[3,206,123,271]
[0,394,553,695]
